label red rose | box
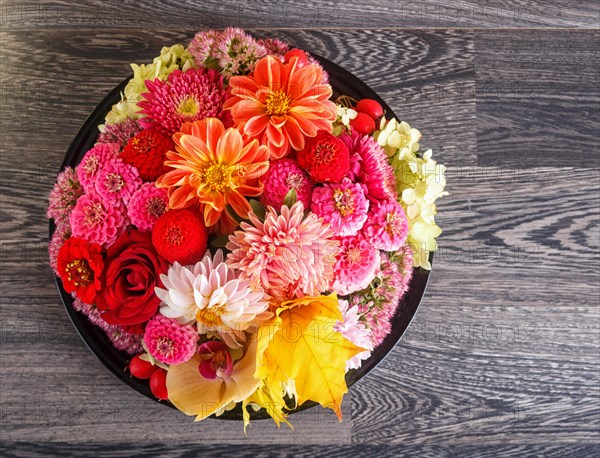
[57,237,104,304]
[96,230,168,331]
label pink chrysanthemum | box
[257,37,290,59]
[76,143,121,193]
[260,158,314,210]
[69,192,127,248]
[362,199,409,251]
[340,130,397,203]
[332,234,380,296]
[94,159,141,204]
[128,183,169,231]
[311,177,369,237]
[97,119,143,149]
[73,298,143,355]
[48,221,71,276]
[335,299,372,371]
[227,201,339,301]
[47,167,84,223]
[143,314,199,365]
[138,68,227,134]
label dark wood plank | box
[475,30,600,168]
[0,0,599,29]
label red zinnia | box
[152,208,208,265]
[121,128,174,182]
[57,237,104,304]
[297,131,350,183]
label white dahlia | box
[155,250,270,348]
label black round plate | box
[50,53,432,420]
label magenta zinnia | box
[143,314,199,365]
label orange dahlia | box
[157,118,269,229]
[224,55,337,160]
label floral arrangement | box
[48,28,447,429]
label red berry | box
[350,112,376,135]
[152,208,208,265]
[129,354,157,380]
[150,368,168,400]
[284,49,309,67]
[355,99,384,121]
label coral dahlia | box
[260,158,313,210]
[226,201,339,301]
[138,68,227,134]
[332,234,380,296]
[311,177,369,236]
[224,55,337,160]
[157,118,269,229]
[143,314,199,365]
[155,250,270,348]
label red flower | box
[96,230,168,331]
[297,131,350,183]
[151,208,208,265]
[121,128,174,182]
[57,237,104,304]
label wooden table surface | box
[1,1,599,456]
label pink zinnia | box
[335,299,373,371]
[94,159,141,204]
[48,221,71,276]
[362,200,409,251]
[128,183,169,231]
[73,298,143,355]
[76,143,121,193]
[143,314,199,365]
[138,68,227,134]
[97,119,143,149]
[69,192,127,248]
[332,234,380,296]
[311,177,369,236]
[227,201,339,301]
[47,166,84,223]
[340,130,397,203]
[260,158,313,210]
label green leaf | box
[249,199,267,220]
[210,235,230,248]
[283,188,297,208]
[225,204,246,225]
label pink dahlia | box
[332,234,380,296]
[340,130,397,203]
[94,159,141,204]
[47,166,84,223]
[260,158,313,210]
[76,143,121,193]
[311,177,369,237]
[73,298,143,355]
[97,119,143,149]
[335,299,373,371]
[138,68,227,134]
[227,201,339,301]
[143,314,199,365]
[48,221,71,276]
[69,192,127,248]
[362,200,409,251]
[128,183,169,231]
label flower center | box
[285,173,305,191]
[84,202,105,226]
[346,247,362,264]
[131,135,156,154]
[333,189,354,217]
[145,197,167,218]
[210,350,229,372]
[165,225,183,246]
[105,172,124,193]
[200,163,232,192]
[313,143,335,164]
[65,259,93,287]
[177,97,199,117]
[385,211,401,237]
[265,90,291,116]
[155,336,175,358]
[195,307,223,327]
[83,156,99,176]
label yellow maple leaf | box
[256,294,365,420]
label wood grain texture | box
[1,19,599,458]
[0,0,599,29]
